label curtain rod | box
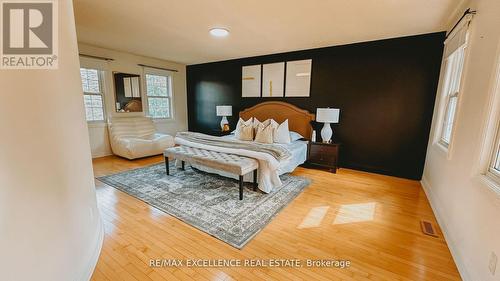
[446,8,477,39]
[79,53,114,61]
[138,64,178,72]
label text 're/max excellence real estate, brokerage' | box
[1,0,499,281]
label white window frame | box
[433,14,472,155]
[478,49,500,196]
[143,67,174,120]
[487,126,500,183]
[80,67,106,123]
[437,45,467,149]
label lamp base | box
[321,122,333,143]
[220,116,229,131]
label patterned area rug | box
[97,162,311,249]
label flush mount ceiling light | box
[209,27,229,37]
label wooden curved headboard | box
[240,101,315,140]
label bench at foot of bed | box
[164,146,258,200]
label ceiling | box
[73,0,461,65]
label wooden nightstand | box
[209,129,232,137]
[307,142,340,173]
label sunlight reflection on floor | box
[333,202,376,225]
[298,206,330,229]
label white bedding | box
[175,134,308,193]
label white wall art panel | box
[285,59,312,97]
[123,77,132,97]
[242,64,261,97]
[262,62,285,97]
[131,76,140,97]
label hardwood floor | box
[91,155,461,281]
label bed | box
[174,102,315,193]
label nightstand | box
[307,142,340,173]
[209,129,232,137]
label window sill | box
[152,118,175,124]
[87,122,107,128]
[476,174,500,203]
[434,141,450,158]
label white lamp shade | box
[316,108,340,123]
[216,105,232,116]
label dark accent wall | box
[186,32,445,180]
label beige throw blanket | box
[175,132,291,161]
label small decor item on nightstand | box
[316,108,340,143]
[216,105,232,131]
[311,130,316,142]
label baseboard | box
[91,151,112,158]
[420,177,472,281]
[77,215,104,281]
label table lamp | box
[316,108,340,143]
[216,105,232,131]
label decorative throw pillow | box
[253,118,273,137]
[271,119,291,144]
[253,118,272,129]
[254,123,274,144]
[238,117,253,128]
[238,124,254,141]
[234,118,253,139]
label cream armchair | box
[108,116,174,159]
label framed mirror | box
[113,72,143,112]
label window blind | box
[444,14,472,58]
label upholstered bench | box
[164,146,258,200]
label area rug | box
[97,162,311,249]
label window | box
[491,137,500,175]
[145,72,172,119]
[436,14,471,148]
[487,64,500,185]
[439,48,466,146]
[486,112,500,191]
[80,68,105,122]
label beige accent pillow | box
[234,118,253,139]
[253,118,272,129]
[254,118,274,140]
[237,122,254,141]
[254,123,274,144]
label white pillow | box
[254,123,274,144]
[289,131,304,142]
[271,119,291,144]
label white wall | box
[0,1,102,280]
[78,43,188,158]
[422,0,500,280]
